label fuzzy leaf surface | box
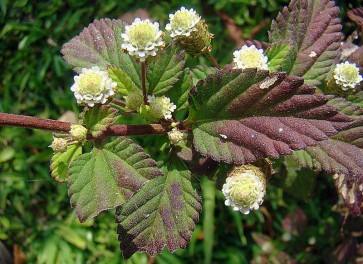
[191,65,217,85]
[116,167,201,259]
[268,0,342,85]
[61,18,141,87]
[80,105,118,138]
[147,44,185,95]
[292,98,363,214]
[108,66,137,95]
[68,138,163,222]
[50,145,82,183]
[190,69,352,164]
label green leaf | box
[268,0,342,85]
[68,137,163,222]
[191,65,217,85]
[61,18,141,88]
[116,166,201,259]
[80,105,117,138]
[165,68,193,112]
[147,44,186,95]
[189,69,352,164]
[108,66,137,95]
[50,144,82,183]
[347,91,363,109]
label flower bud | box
[222,163,269,214]
[69,125,88,143]
[168,128,187,145]
[166,7,213,56]
[70,66,116,107]
[121,18,165,62]
[233,45,268,70]
[125,89,143,110]
[50,137,68,153]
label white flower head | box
[333,61,363,90]
[222,168,266,214]
[166,7,201,38]
[233,45,268,70]
[147,95,176,120]
[121,18,164,62]
[70,66,116,107]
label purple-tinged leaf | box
[267,0,342,85]
[348,7,363,34]
[116,167,201,259]
[190,69,352,164]
[61,18,141,88]
[347,46,363,73]
[68,138,162,222]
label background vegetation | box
[0,0,362,263]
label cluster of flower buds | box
[50,124,88,153]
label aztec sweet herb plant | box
[1,0,363,259]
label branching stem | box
[0,112,169,137]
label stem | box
[111,98,126,106]
[141,62,148,105]
[0,112,169,137]
[203,51,222,70]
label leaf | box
[348,7,363,35]
[268,0,342,85]
[266,41,296,73]
[191,65,217,85]
[80,105,118,138]
[348,91,363,109]
[50,144,82,183]
[68,137,163,222]
[165,68,193,112]
[108,66,137,95]
[189,69,352,164]
[116,166,201,259]
[347,46,363,73]
[147,44,186,95]
[61,18,141,88]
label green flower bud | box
[70,124,88,143]
[125,89,143,110]
[50,137,68,153]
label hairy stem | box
[141,62,148,105]
[203,51,222,70]
[0,112,168,137]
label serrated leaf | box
[68,137,163,222]
[268,0,342,85]
[116,167,201,259]
[348,91,363,109]
[80,105,117,138]
[191,65,217,85]
[147,44,185,95]
[165,68,193,112]
[108,66,137,95]
[50,144,82,183]
[61,18,141,88]
[348,7,363,35]
[266,41,296,72]
[189,69,352,164]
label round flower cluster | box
[165,7,201,38]
[70,66,116,107]
[70,125,88,143]
[50,137,68,153]
[222,167,266,214]
[168,128,187,145]
[121,18,164,62]
[147,95,176,120]
[233,45,269,70]
[333,61,363,90]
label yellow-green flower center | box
[229,178,260,207]
[128,23,157,47]
[172,11,194,29]
[78,72,103,95]
[339,64,360,82]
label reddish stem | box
[0,112,168,137]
